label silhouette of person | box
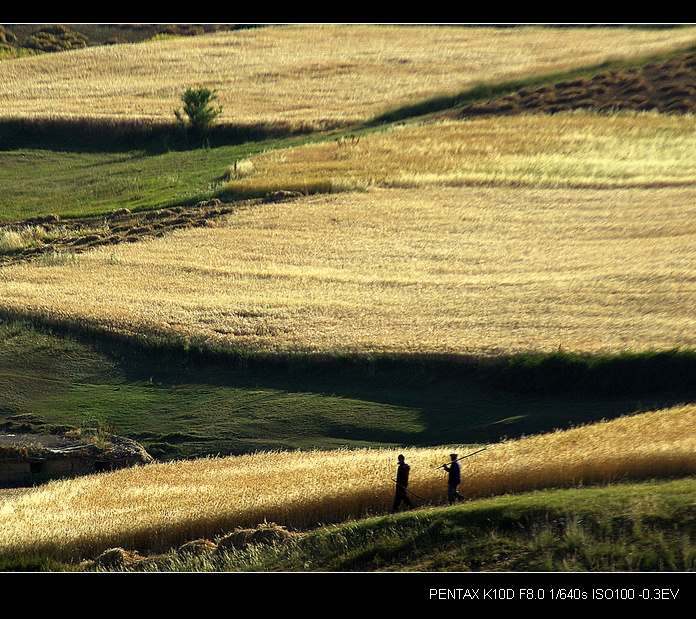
[443,453,466,504]
[392,453,414,513]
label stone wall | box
[0,433,153,487]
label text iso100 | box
[592,588,679,600]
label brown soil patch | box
[0,192,305,268]
[0,199,239,267]
[449,50,696,118]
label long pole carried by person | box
[391,479,424,501]
[434,447,487,470]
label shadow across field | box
[105,344,696,456]
[3,46,696,461]
[374,47,696,125]
[2,316,695,461]
[172,347,696,439]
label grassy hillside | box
[2,317,695,460]
[3,478,694,573]
[0,25,694,575]
[1,406,693,570]
[118,478,696,573]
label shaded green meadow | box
[2,319,694,461]
[0,141,273,221]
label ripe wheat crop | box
[0,405,692,561]
[1,25,696,130]
[3,183,696,357]
[2,25,695,569]
[224,112,696,196]
[2,113,696,357]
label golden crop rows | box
[1,25,696,128]
[2,113,696,357]
[3,183,696,357]
[2,25,695,567]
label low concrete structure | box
[0,432,153,487]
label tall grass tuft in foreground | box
[0,225,47,253]
[0,404,693,563]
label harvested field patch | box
[451,50,696,117]
[0,199,236,266]
[1,25,695,129]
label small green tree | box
[174,87,222,141]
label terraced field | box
[1,25,695,575]
[2,48,696,359]
[4,47,696,263]
[2,24,696,127]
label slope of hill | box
[0,24,247,52]
[3,49,696,264]
[2,39,696,460]
[1,406,693,571]
[0,26,694,576]
[110,478,696,573]
[2,25,696,129]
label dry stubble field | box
[2,25,696,127]
[1,183,696,357]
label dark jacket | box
[445,460,461,485]
[396,461,410,487]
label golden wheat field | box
[2,186,696,356]
[1,25,696,568]
[2,25,696,128]
[0,405,693,560]
[2,112,696,356]
[226,112,696,193]
[2,27,696,357]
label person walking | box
[392,454,414,513]
[443,453,466,505]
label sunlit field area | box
[2,25,696,129]
[1,404,692,562]
[1,113,695,357]
[1,24,695,573]
[224,112,696,194]
[3,186,696,357]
